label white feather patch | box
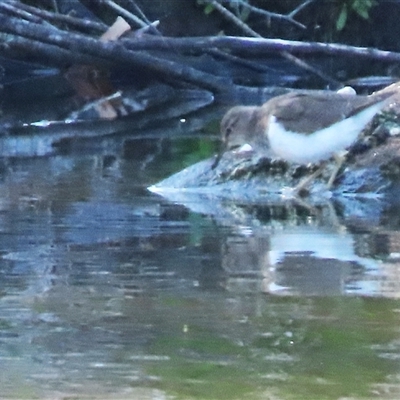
[267,100,387,164]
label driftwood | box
[0,0,399,216]
[122,36,400,64]
[0,1,107,32]
[1,0,400,163]
[0,15,231,93]
[1,1,400,97]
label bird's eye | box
[225,127,232,138]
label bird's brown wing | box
[267,92,390,134]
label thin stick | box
[6,0,107,32]
[51,0,59,14]
[101,0,147,28]
[209,1,339,85]
[126,0,151,25]
[125,0,161,35]
[210,0,261,38]
[223,0,306,29]
[288,0,316,18]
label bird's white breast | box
[267,100,386,165]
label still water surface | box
[0,132,400,399]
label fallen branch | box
[1,6,398,99]
[4,0,108,33]
[180,1,338,85]
[0,15,231,93]
[122,35,400,64]
[0,1,45,25]
[4,35,108,67]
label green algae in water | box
[143,296,400,400]
[147,329,255,399]
[149,360,255,400]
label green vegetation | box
[336,0,377,30]
[143,295,400,399]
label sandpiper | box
[219,89,394,193]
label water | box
[0,131,399,399]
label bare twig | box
[288,0,316,18]
[125,0,152,25]
[124,0,162,36]
[223,0,307,29]
[5,0,108,33]
[210,0,261,37]
[134,20,161,36]
[208,0,339,85]
[100,0,147,28]
[207,48,279,73]
[280,51,339,86]
[51,0,59,14]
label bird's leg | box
[211,140,225,170]
[326,151,347,188]
[211,151,223,169]
[292,162,326,194]
[290,151,347,195]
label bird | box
[219,89,394,194]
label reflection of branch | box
[208,0,339,85]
